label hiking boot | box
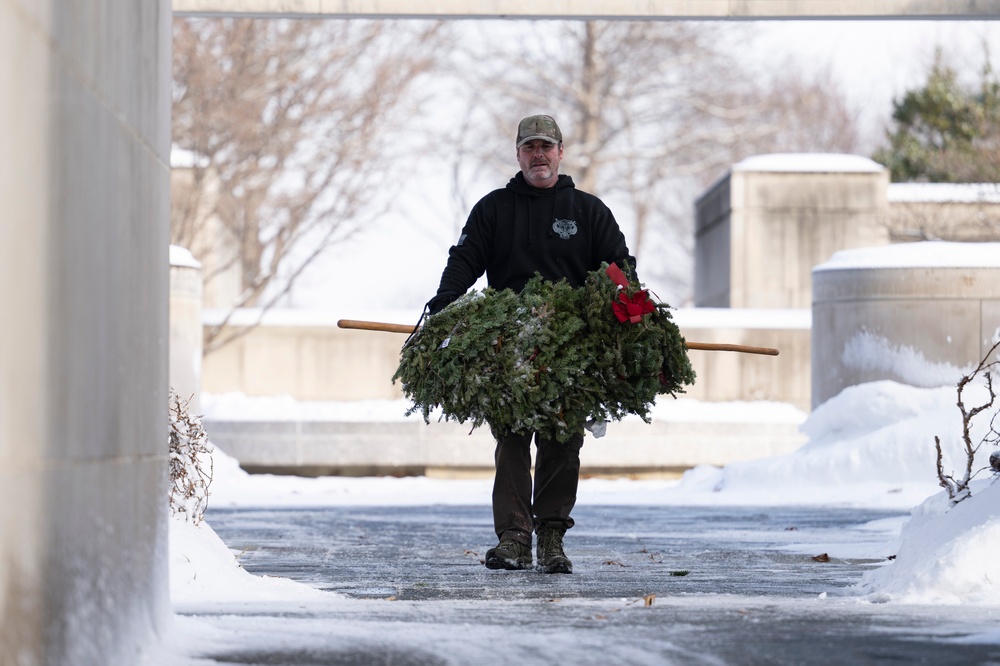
[485,538,532,570]
[536,526,573,574]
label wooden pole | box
[336,319,779,356]
[684,341,778,356]
[338,319,416,335]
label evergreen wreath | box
[393,264,696,443]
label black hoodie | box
[430,173,635,312]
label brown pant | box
[492,430,584,545]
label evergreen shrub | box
[393,265,696,442]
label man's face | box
[516,139,563,188]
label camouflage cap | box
[516,115,563,147]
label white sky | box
[751,21,1000,145]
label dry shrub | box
[168,389,213,524]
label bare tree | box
[171,18,446,353]
[450,21,860,303]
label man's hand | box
[427,291,460,315]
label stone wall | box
[0,1,171,663]
[202,308,811,410]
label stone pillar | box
[695,154,890,309]
[812,242,1000,408]
[0,1,171,664]
[170,246,204,413]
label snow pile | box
[204,442,494,508]
[672,380,993,509]
[170,519,330,609]
[858,479,1000,605]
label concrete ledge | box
[204,417,806,478]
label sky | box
[750,21,1000,145]
[276,20,1000,315]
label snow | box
[889,182,1000,204]
[201,393,419,422]
[840,330,972,387]
[814,241,1000,271]
[859,479,1000,605]
[169,147,206,169]
[733,153,885,173]
[161,375,1000,661]
[169,244,201,269]
[201,391,808,427]
[169,518,329,608]
[672,307,810,330]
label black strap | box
[403,305,428,348]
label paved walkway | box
[188,504,1000,665]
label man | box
[427,115,636,574]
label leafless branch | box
[935,339,1000,504]
[171,17,448,353]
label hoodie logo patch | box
[552,219,578,240]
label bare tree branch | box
[935,339,1000,504]
[172,17,448,353]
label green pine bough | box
[393,264,696,443]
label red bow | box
[613,290,655,324]
[606,262,654,323]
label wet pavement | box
[194,504,1000,665]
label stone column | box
[812,242,1000,408]
[170,245,204,413]
[695,154,890,309]
[0,1,172,663]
